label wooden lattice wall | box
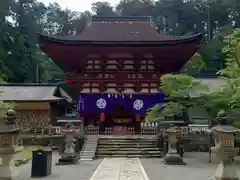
[15,102,51,128]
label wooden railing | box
[105,127,112,134]
[83,124,210,135]
[20,125,62,137]
[84,125,99,134]
[188,124,209,133]
[127,127,135,134]
[140,122,158,135]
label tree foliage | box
[208,29,240,126]
[0,78,14,119]
[147,29,240,126]
[146,74,209,120]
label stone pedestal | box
[0,147,22,180]
[0,154,15,180]
[211,147,239,180]
[57,123,80,165]
[163,127,185,165]
[0,109,22,180]
[209,124,240,180]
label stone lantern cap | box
[164,127,182,137]
[61,122,79,134]
[165,126,181,133]
[0,109,19,134]
[208,125,239,134]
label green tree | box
[92,1,117,16]
[181,53,206,73]
[200,29,240,126]
[146,74,209,121]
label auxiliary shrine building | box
[37,16,203,133]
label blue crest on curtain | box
[77,93,165,114]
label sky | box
[40,0,120,12]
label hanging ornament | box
[75,113,81,118]
[115,94,118,98]
[108,94,110,98]
[64,78,73,86]
[130,94,132,98]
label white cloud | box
[39,0,120,12]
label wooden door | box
[112,126,127,134]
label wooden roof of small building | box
[0,84,73,102]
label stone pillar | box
[209,125,239,180]
[0,109,23,180]
[163,126,185,165]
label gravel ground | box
[18,153,103,180]
[140,152,240,180]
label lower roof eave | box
[37,33,204,46]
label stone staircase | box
[95,136,163,158]
[80,135,99,161]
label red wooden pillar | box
[76,113,81,118]
[99,112,105,134]
[135,114,141,134]
[136,114,141,122]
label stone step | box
[98,141,157,145]
[80,136,98,161]
[99,139,156,142]
[98,142,156,145]
[97,144,157,147]
[81,151,96,154]
[95,150,161,155]
[99,137,156,139]
[96,137,162,158]
[99,138,156,140]
[95,154,163,158]
[96,147,160,151]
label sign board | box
[0,135,12,148]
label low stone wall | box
[19,135,85,152]
[20,135,64,148]
[156,134,211,153]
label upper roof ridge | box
[91,16,152,22]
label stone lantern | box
[163,126,185,165]
[209,125,239,180]
[57,122,80,165]
[0,109,23,180]
[208,110,239,180]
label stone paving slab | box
[140,152,240,180]
[90,158,149,180]
[18,153,103,180]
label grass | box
[15,146,41,161]
[0,146,41,166]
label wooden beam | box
[70,84,159,88]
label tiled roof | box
[0,84,72,102]
[37,16,203,42]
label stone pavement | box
[18,153,103,180]
[140,152,240,180]
[16,152,240,180]
[89,158,149,180]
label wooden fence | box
[84,123,210,135]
